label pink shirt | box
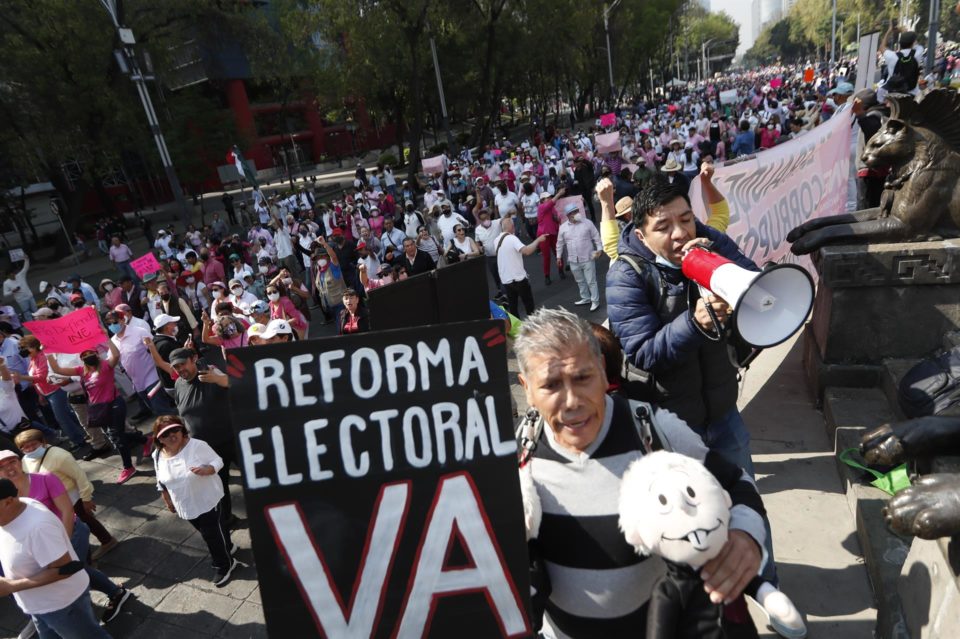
[28,355,60,397]
[536,200,560,236]
[27,472,67,519]
[75,360,118,405]
[270,297,307,334]
[367,215,384,238]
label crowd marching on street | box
[0,29,942,637]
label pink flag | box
[23,306,107,354]
[599,113,616,128]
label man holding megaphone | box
[606,173,809,638]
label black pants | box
[210,440,236,524]
[504,278,535,318]
[486,256,504,296]
[188,504,231,570]
[856,175,884,210]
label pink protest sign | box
[24,306,106,354]
[421,155,445,175]
[599,113,616,128]
[770,77,783,89]
[595,132,622,154]
[130,252,162,278]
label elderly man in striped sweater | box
[516,308,769,639]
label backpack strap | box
[628,399,668,454]
[616,253,667,315]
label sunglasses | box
[158,427,184,440]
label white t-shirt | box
[494,191,521,218]
[436,212,469,245]
[520,193,540,220]
[495,233,527,284]
[155,438,225,520]
[475,219,503,257]
[0,377,27,432]
[0,498,89,615]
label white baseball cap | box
[261,319,293,339]
[153,314,181,330]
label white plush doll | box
[618,451,732,639]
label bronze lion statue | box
[788,88,960,255]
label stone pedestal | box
[898,536,960,639]
[804,239,960,400]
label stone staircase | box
[822,330,960,639]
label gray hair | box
[514,307,602,375]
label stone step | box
[899,536,960,639]
[825,387,911,639]
[824,386,895,441]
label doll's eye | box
[686,486,696,499]
[658,494,667,506]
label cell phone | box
[58,561,84,576]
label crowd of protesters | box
[0,30,946,635]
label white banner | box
[719,89,738,105]
[690,109,853,273]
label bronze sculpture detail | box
[788,89,960,255]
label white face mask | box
[211,290,222,299]
[267,292,280,302]
[258,265,269,274]
[104,284,114,292]
[318,259,328,268]
[282,277,293,286]
[231,287,243,295]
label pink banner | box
[595,132,621,154]
[599,112,616,128]
[130,252,162,278]
[421,155,445,175]
[23,306,107,354]
[688,109,853,275]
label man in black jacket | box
[400,238,435,276]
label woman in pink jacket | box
[266,282,307,338]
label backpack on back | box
[885,49,920,94]
[898,346,960,418]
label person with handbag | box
[444,225,480,264]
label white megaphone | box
[681,247,815,349]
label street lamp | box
[99,0,191,228]
[603,0,623,106]
[429,35,457,155]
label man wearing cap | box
[227,279,258,313]
[167,348,237,527]
[556,203,603,312]
[3,256,34,322]
[0,477,111,638]
[154,229,174,260]
[824,82,854,120]
[117,276,146,319]
[147,314,183,398]
[107,310,177,418]
[851,88,890,210]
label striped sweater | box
[530,395,765,639]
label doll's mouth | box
[661,518,723,551]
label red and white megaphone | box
[681,246,814,349]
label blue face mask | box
[23,446,46,460]
[108,323,122,335]
[654,254,681,270]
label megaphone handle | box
[696,283,725,342]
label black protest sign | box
[226,320,533,638]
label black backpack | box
[898,346,960,418]
[885,49,920,94]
